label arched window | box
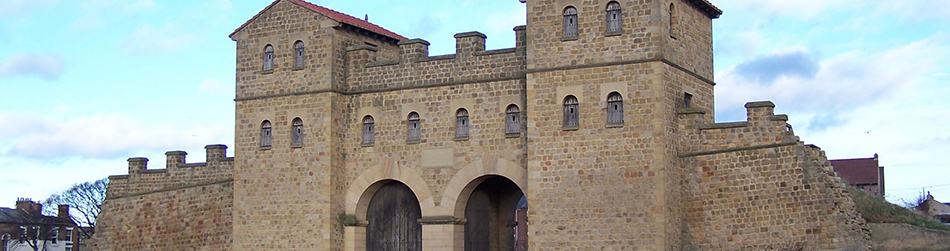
[456,109,469,139]
[293,41,305,68]
[291,118,304,146]
[669,3,677,38]
[563,6,578,37]
[260,120,272,147]
[505,104,520,135]
[263,45,275,71]
[407,112,421,142]
[362,116,375,145]
[607,92,623,125]
[563,95,579,128]
[606,2,622,33]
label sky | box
[0,0,947,208]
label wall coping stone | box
[745,101,776,108]
[398,38,430,46]
[698,122,748,130]
[454,31,487,39]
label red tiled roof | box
[230,0,406,41]
[291,0,406,41]
[829,157,880,185]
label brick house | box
[1,199,80,251]
[829,154,885,197]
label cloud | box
[0,112,225,159]
[199,77,230,95]
[70,0,157,30]
[715,0,859,20]
[732,49,819,84]
[408,15,442,38]
[873,0,950,21]
[716,34,947,121]
[119,23,196,54]
[0,53,66,81]
[0,0,58,17]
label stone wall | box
[677,102,871,250]
[95,145,234,251]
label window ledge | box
[360,143,374,147]
[291,66,305,71]
[505,133,521,138]
[561,126,579,131]
[605,30,622,37]
[606,123,623,128]
[259,146,272,151]
[407,139,421,145]
[561,36,578,42]
[454,136,469,141]
[291,144,303,149]
[261,69,274,75]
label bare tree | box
[44,178,107,239]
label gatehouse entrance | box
[366,181,422,251]
[464,175,525,251]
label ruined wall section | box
[96,145,234,251]
[344,28,527,94]
[677,102,871,250]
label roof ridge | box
[290,0,407,41]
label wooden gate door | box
[366,182,422,251]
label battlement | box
[678,101,798,156]
[107,144,234,198]
[344,26,527,93]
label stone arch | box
[346,161,435,220]
[441,156,526,218]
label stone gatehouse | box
[94,0,872,250]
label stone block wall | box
[95,145,234,251]
[677,102,871,250]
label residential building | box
[1,199,80,251]
[830,154,885,197]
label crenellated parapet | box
[106,144,234,198]
[678,101,798,156]
[344,26,528,93]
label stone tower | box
[523,0,719,249]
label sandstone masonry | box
[94,0,872,250]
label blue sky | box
[0,0,947,208]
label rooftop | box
[829,156,881,185]
[230,0,407,41]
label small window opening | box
[563,6,578,37]
[607,92,623,125]
[261,120,272,147]
[263,45,275,71]
[408,112,421,142]
[456,109,470,139]
[669,3,677,39]
[564,95,579,128]
[505,104,521,135]
[684,93,693,108]
[293,41,305,68]
[291,118,304,146]
[606,2,622,33]
[362,116,375,145]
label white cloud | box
[714,0,860,20]
[0,112,225,159]
[716,35,947,116]
[70,0,157,30]
[873,0,950,21]
[0,0,58,17]
[0,53,66,81]
[119,23,197,54]
[199,77,230,95]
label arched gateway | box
[366,181,422,250]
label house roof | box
[230,0,407,41]
[684,0,723,19]
[0,207,63,226]
[829,157,880,185]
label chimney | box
[15,198,42,215]
[58,205,70,219]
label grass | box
[848,186,950,232]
